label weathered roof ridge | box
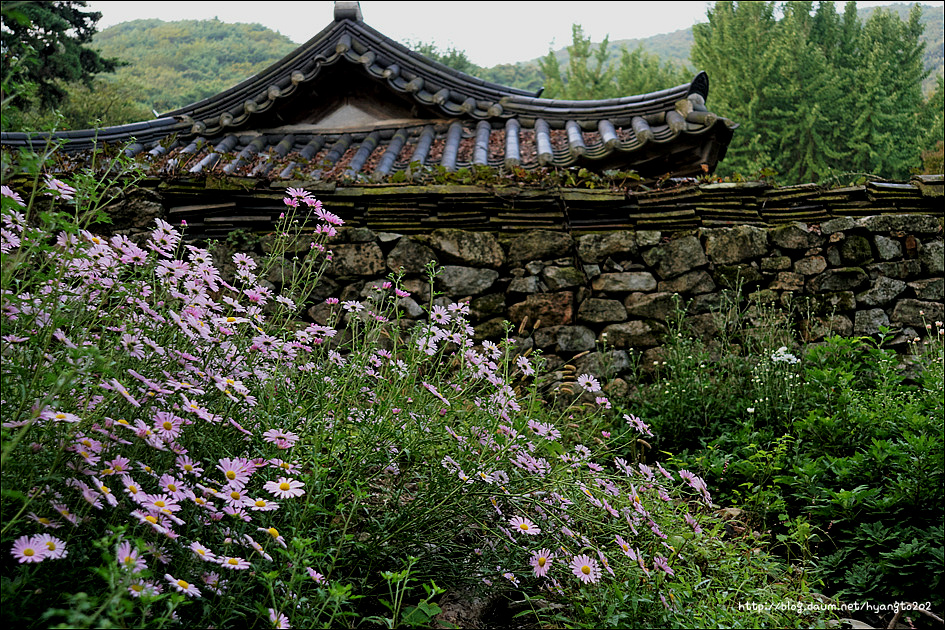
[156,16,709,137]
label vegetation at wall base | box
[0,145,884,629]
[628,294,945,626]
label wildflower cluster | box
[1,180,723,627]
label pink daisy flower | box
[269,608,291,629]
[11,535,46,563]
[508,516,541,535]
[264,477,305,499]
[117,541,147,572]
[165,573,201,597]
[570,554,601,584]
[529,548,554,578]
[576,374,601,393]
[219,556,251,570]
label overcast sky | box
[87,1,944,68]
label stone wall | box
[256,214,944,384]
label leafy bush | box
[639,296,945,617]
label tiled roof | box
[1,2,737,182]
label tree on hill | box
[90,19,298,114]
[692,0,930,183]
[539,24,690,100]
[1,1,119,126]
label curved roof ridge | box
[157,17,710,134]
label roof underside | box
[1,4,737,182]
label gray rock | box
[866,260,923,280]
[576,231,637,264]
[591,272,657,292]
[328,242,386,276]
[470,293,506,320]
[803,315,854,341]
[583,264,601,279]
[573,350,632,379]
[508,230,573,265]
[641,235,707,278]
[794,256,827,275]
[556,326,597,352]
[821,217,858,234]
[508,276,544,294]
[761,256,792,272]
[874,235,902,261]
[703,226,769,264]
[688,293,724,315]
[474,318,510,342]
[826,246,843,267]
[600,320,667,348]
[858,214,941,234]
[376,232,403,243]
[624,292,679,321]
[713,264,764,289]
[808,268,869,293]
[636,230,661,247]
[770,223,824,249]
[396,296,426,318]
[525,261,545,275]
[686,312,720,339]
[430,229,505,268]
[533,325,563,349]
[854,309,890,335]
[768,272,805,291]
[437,266,499,295]
[509,292,574,328]
[542,266,585,290]
[402,279,432,303]
[387,237,439,274]
[856,277,907,307]
[840,235,873,265]
[890,299,944,327]
[577,298,627,323]
[918,240,944,275]
[908,278,944,301]
[657,270,716,295]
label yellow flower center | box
[177,579,189,589]
[227,558,238,565]
[267,527,279,538]
[145,515,158,524]
[255,500,267,507]
[55,413,66,420]
[538,557,546,567]
[581,565,590,575]
[24,548,35,557]
[162,421,173,431]
[38,517,51,525]
[230,491,241,500]
[226,317,237,323]
[154,500,166,508]
[226,471,236,480]
[131,584,143,592]
[279,482,291,491]
[518,523,528,531]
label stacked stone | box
[256,217,942,383]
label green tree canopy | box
[692,1,930,182]
[539,24,689,100]
[1,1,118,110]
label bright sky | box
[87,1,944,68]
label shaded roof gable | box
[1,2,736,181]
